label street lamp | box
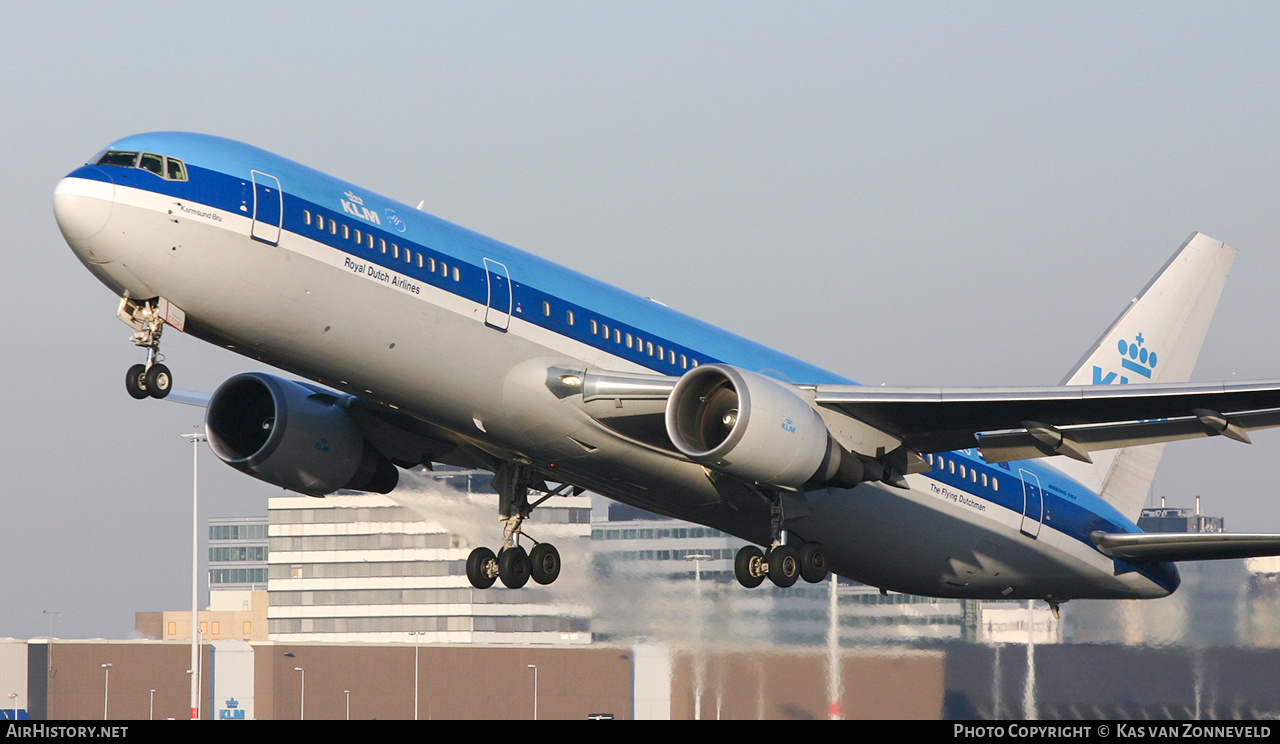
[344,690,350,721]
[180,428,206,721]
[294,667,305,720]
[149,689,155,721]
[410,631,426,720]
[7,693,16,721]
[42,610,59,679]
[684,553,711,721]
[100,664,112,720]
[528,664,538,720]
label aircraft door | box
[1018,469,1044,539]
[251,170,282,245]
[483,258,512,331]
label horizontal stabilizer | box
[1092,531,1280,562]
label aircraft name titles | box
[930,482,986,511]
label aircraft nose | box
[53,171,115,241]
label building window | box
[167,621,177,637]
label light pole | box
[528,664,538,720]
[294,667,305,720]
[7,693,16,721]
[100,664,112,720]
[344,690,350,721]
[42,610,59,680]
[181,428,206,721]
[684,553,710,721]
[149,689,155,721]
[410,631,425,720]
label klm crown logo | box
[1092,332,1157,385]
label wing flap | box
[976,409,1280,463]
[813,379,1280,459]
[1092,531,1280,562]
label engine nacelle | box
[205,373,398,496]
[665,364,862,490]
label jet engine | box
[665,364,862,490]
[205,373,398,496]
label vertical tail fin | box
[1052,233,1235,520]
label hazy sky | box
[4,1,1280,639]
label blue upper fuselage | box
[64,131,1171,591]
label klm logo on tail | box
[1093,333,1158,385]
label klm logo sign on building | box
[218,697,245,720]
[1094,333,1158,385]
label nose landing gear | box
[117,293,173,400]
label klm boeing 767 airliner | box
[52,132,1280,607]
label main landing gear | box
[733,487,829,589]
[466,463,570,589]
[117,293,172,400]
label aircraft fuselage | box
[53,132,1176,600]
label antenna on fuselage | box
[416,200,425,211]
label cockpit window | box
[139,153,164,176]
[97,151,139,167]
[95,150,189,181]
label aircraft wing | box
[561,368,1280,464]
[812,379,1280,464]
[163,388,212,407]
[1092,531,1280,562]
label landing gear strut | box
[466,462,570,589]
[117,293,172,400]
[733,487,829,589]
